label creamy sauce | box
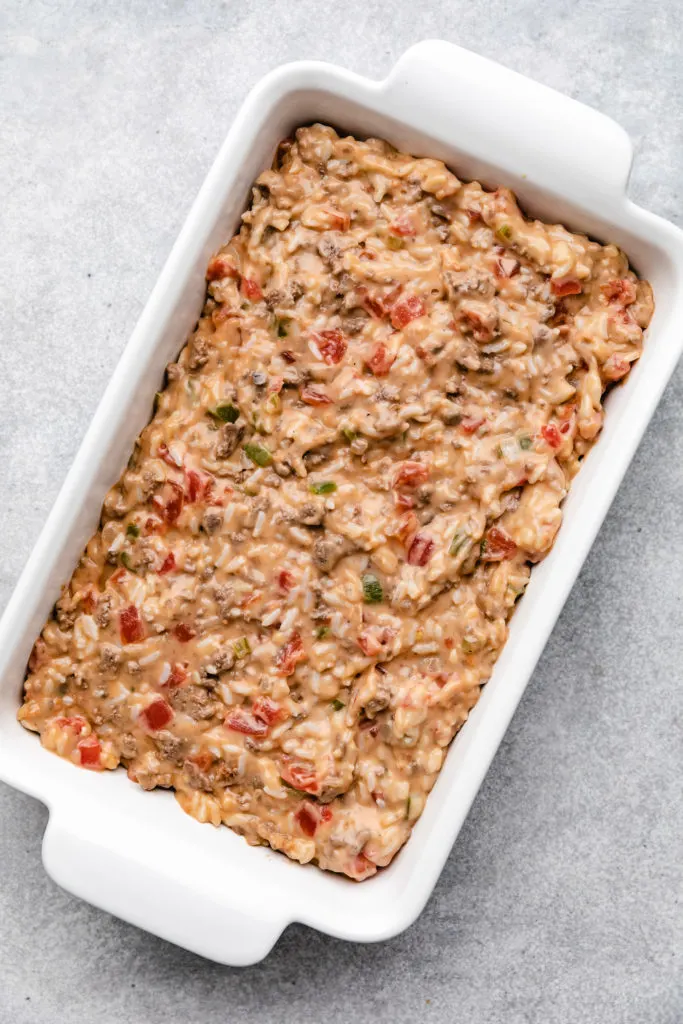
[19,125,654,880]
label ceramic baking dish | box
[1,40,682,966]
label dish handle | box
[42,809,284,966]
[382,40,634,199]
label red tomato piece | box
[365,342,395,377]
[275,631,306,676]
[241,277,263,301]
[185,470,203,504]
[54,715,88,735]
[277,569,295,593]
[390,295,426,330]
[226,709,268,736]
[395,492,415,510]
[301,385,333,406]
[295,802,320,837]
[551,276,582,297]
[163,482,184,524]
[158,552,176,575]
[393,461,430,488]
[80,587,98,614]
[328,210,350,231]
[142,698,173,731]
[119,605,145,644]
[407,533,435,567]
[601,278,637,306]
[252,697,284,726]
[460,416,485,434]
[167,662,188,689]
[280,350,297,363]
[389,214,416,237]
[312,329,348,365]
[541,423,562,449]
[206,255,238,281]
[394,510,418,545]
[280,759,319,794]
[173,623,196,643]
[483,526,518,561]
[77,736,101,768]
[346,852,376,880]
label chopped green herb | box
[309,480,337,495]
[264,393,281,415]
[232,636,251,659]
[519,435,532,450]
[119,551,136,572]
[386,235,403,251]
[331,699,345,712]
[208,402,239,424]
[361,572,383,604]
[315,625,331,640]
[277,318,290,338]
[480,538,488,555]
[126,522,140,539]
[243,442,273,467]
[341,427,357,443]
[449,532,469,557]
[496,223,512,240]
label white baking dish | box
[1,40,682,966]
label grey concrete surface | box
[1,1,682,1021]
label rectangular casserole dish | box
[1,40,682,966]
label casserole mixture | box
[19,125,653,880]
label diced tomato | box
[390,295,426,330]
[601,278,637,306]
[312,329,347,365]
[206,255,238,281]
[158,552,176,575]
[275,631,306,676]
[466,208,482,223]
[346,852,376,880]
[301,385,333,406]
[541,423,562,449]
[460,416,485,434]
[144,515,166,536]
[252,697,284,726]
[109,567,128,586]
[54,715,88,735]
[295,802,321,837]
[162,482,184,524]
[407,533,435,567]
[357,284,401,319]
[77,736,101,769]
[157,442,182,468]
[280,350,296,363]
[551,276,582,297]
[389,214,416,238]
[602,354,631,381]
[241,277,263,301]
[395,492,415,510]
[280,759,319,794]
[277,569,295,593]
[483,526,518,561]
[80,587,98,615]
[119,605,145,644]
[320,805,332,823]
[142,698,173,731]
[187,751,214,773]
[225,709,268,736]
[393,461,429,488]
[173,622,196,643]
[365,342,395,377]
[267,375,284,394]
[167,662,188,689]
[328,209,350,231]
[185,470,205,504]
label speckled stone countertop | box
[1,2,682,1021]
